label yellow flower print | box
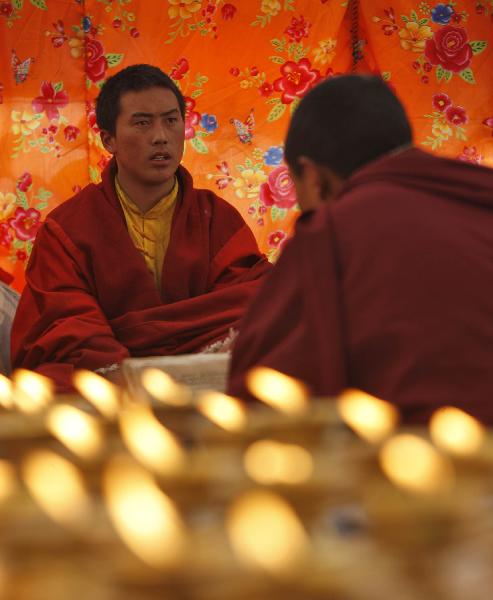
[69,31,85,59]
[233,169,267,199]
[398,22,433,52]
[0,193,17,220]
[240,79,253,89]
[168,0,202,20]
[432,121,452,138]
[261,0,281,17]
[313,38,337,65]
[11,111,41,136]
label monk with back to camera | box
[228,74,493,424]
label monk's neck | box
[116,174,176,213]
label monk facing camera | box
[228,74,493,424]
[12,64,270,391]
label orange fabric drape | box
[1,0,492,291]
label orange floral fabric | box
[0,0,492,291]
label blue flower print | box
[431,4,454,25]
[200,114,218,133]
[263,145,283,166]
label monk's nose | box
[151,122,168,144]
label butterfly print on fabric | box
[11,50,35,85]
[230,108,254,144]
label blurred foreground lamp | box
[0,460,16,504]
[22,450,92,531]
[227,489,309,576]
[140,368,191,406]
[46,404,104,461]
[119,404,186,476]
[337,389,398,444]
[379,434,454,495]
[12,369,54,414]
[73,370,119,419]
[104,456,188,570]
[244,439,313,485]
[196,391,247,432]
[430,406,484,456]
[246,367,308,415]
[0,375,14,409]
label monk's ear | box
[100,130,116,155]
[297,156,321,187]
[297,156,343,204]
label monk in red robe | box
[228,75,493,424]
[12,64,270,391]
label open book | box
[122,353,231,396]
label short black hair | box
[285,75,413,178]
[95,64,185,135]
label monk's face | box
[103,86,185,195]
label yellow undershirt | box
[115,176,179,290]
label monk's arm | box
[207,202,271,290]
[227,213,347,400]
[11,220,129,391]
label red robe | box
[0,268,13,285]
[228,148,493,424]
[12,161,270,391]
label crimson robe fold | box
[228,148,493,424]
[12,161,270,391]
[0,268,13,285]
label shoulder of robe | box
[44,181,111,231]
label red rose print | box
[0,2,13,17]
[259,165,297,209]
[273,58,321,104]
[445,105,468,125]
[268,229,287,248]
[32,81,69,121]
[16,172,32,192]
[432,93,452,112]
[9,207,41,241]
[221,3,237,20]
[424,26,473,72]
[458,146,482,164]
[85,37,108,83]
[170,57,189,80]
[184,96,201,140]
[15,249,27,261]
[86,101,100,133]
[284,15,311,42]
[259,82,273,97]
[64,125,80,141]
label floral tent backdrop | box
[0,0,492,291]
